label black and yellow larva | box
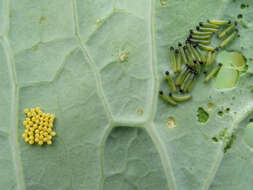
[159,90,177,106]
[169,93,192,102]
[193,44,206,63]
[175,49,181,72]
[208,19,231,26]
[190,29,213,36]
[204,63,223,82]
[218,21,237,39]
[209,48,219,65]
[165,71,177,93]
[190,34,212,40]
[175,64,190,86]
[196,26,218,33]
[186,40,196,60]
[199,22,219,29]
[219,29,238,48]
[190,44,202,63]
[178,42,187,64]
[189,38,210,45]
[198,44,215,51]
[180,70,194,92]
[169,47,177,73]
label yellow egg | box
[23,121,27,126]
[29,136,34,140]
[50,114,55,120]
[43,137,48,142]
[35,138,39,143]
[51,131,56,136]
[28,132,33,136]
[24,108,29,114]
[27,112,32,118]
[39,135,44,140]
[35,134,39,138]
[40,131,44,135]
[47,140,52,145]
[44,132,48,136]
[38,141,43,145]
[29,121,33,126]
[26,118,31,122]
[48,123,53,128]
[47,128,52,133]
[35,107,40,113]
[29,140,34,145]
[48,135,52,140]
[30,108,35,112]
[25,138,29,142]
[35,129,39,133]
[22,133,27,139]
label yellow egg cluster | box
[22,107,56,146]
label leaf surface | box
[1,0,253,190]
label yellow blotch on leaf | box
[22,107,56,146]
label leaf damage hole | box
[95,18,103,24]
[207,102,215,111]
[119,53,128,62]
[217,110,224,117]
[243,123,253,148]
[215,51,247,89]
[212,128,237,153]
[39,16,46,24]
[241,4,246,9]
[166,117,177,129]
[197,107,209,123]
[237,14,243,19]
[137,108,143,115]
[212,137,219,142]
[160,0,168,7]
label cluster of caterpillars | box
[160,19,239,105]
